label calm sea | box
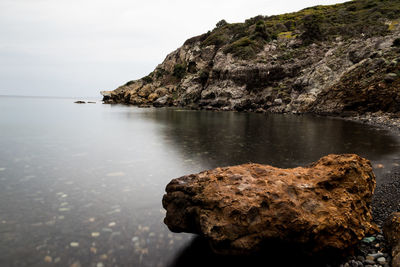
[0,96,399,266]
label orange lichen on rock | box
[162,154,376,254]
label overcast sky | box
[0,0,348,98]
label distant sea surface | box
[0,96,399,266]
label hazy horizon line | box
[0,94,102,100]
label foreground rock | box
[384,212,400,267]
[162,154,376,255]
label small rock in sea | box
[58,208,70,212]
[74,101,86,104]
[374,164,384,169]
[376,234,384,240]
[364,259,375,265]
[70,261,81,267]
[88,102,96,104]
[369,252,384,259]
[44,256,52,263]
[108,222,116,227]
[110,232,121,239]
[89,217,95,222]
[70,242,79,247]
[132,236,139,243]
[362,236,376,243]
[54,257,60,263]
[366,255,375,261]
[100,254,108,260]
[377,257,386,264]
[90,247,97,254]
[96,263,104,267]
[91,232,100,237]
[45,220,55,226]
[0,168,5,171]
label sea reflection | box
[140,108,398,177]
[0,97,399,266]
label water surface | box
[0,96,399,266]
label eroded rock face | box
[162,154,376,254]
[101,17,400,115]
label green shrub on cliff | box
[216,19,228,28]
[173,64,186,79]
[224,37,261,59]
[155,68,167,79]
[141,75,153,84]
[125,80,135,86]
[199,0,400,59]
[300,14,324,44]
[252,20,271,41]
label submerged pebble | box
[362,236,376,243]
[70,242,79,247]
[377,257,386,264]
[91,232,100,237]
[70,261,81,267]
[110,232,121,238]
[58,208,70,212]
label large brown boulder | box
[162,154,376,254]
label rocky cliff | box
[101,0,400,115]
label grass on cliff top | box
[198,0,400,59]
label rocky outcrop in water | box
[101,0,400,115]
[162,154,376,255]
